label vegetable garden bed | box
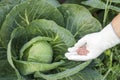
[0,0,120,80]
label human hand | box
[65,23,120,61]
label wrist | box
[111,13,120,38]
[100,23,120,48]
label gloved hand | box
[65,23,120,61]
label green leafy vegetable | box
[58,4,102,39]
[7,19,76,79]
[0,0,103,80]
[0,0,27,29]
[0,40,17,80]
[34,60,92,80]
[0,0,64,47]
[20,37,53,63]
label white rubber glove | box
[65,23,120,61]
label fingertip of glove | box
[65,52,78,59]
[68,47,78,52]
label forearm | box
[111,13,120,38]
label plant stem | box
[103,50,113,80]
[109,51,113,68]
[103,0,112,26]
[102,68,112,80]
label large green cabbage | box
[0,0,102,80]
